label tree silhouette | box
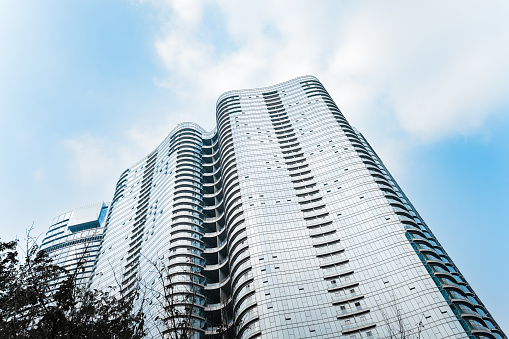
[0,229,146,339]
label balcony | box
[315,244,344,256]
[319,256,348,268]
[332,292,364,305]
[309,224,336,237]
[337,306,370,319]
[328,281,359,292]
[306,217,332,228]
[204,275,230,290]
[461,319,494,338]
[301,200,327,211]
[323,267,354,280]
[203,238,228,254]
[312,235,341,247]
[203,212,225,224]
[341,320,376,334]
[295,186,319,196]
[451,304,483,320]
[203,257,228,271]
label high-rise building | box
[86,76,505,339]
[41,202,109,288]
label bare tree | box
[380,294,425,339]
[0,227,146,339]
[212,292,234,339]
[141,254,204,339]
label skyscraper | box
[41,202,109,288]
[85,76,504,339]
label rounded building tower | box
[85,77,505,339]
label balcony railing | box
[341,319,376,332]
[333,291,361,302]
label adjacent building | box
[41,202,109,288]
[45,76,505,339]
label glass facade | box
[75,76,505,339]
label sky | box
[0,0,508,330]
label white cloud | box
[63,115,186,195]
[32,168,45,183]
[145,0,509,147]
[63,0,509,193]
[64,135,126,188]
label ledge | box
[337,308,370,319]
[342,321,376,334]
[332,294,364,305]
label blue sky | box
[0,0,507,329]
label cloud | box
[61,0,509,195]
[32,168,45,183]
[144,0,509,146]
[64,135,125,188]
[63,116,185,195]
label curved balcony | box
[323,267,354,280]
[172,210,202,219]
[228,219,246,244]
[203,238,228,254]
[203,165,222,178]
[204,299,230,312]
[175,171,202,181]
[168,248,204,260]
[312,235,340,247]
[230,247,250,270]
[233,278,255,306]
[414,242,439,255]
[170,238,205,250]
[336,305,370,319]
[341,320,376,335]
[168,254,205,268]
[203,225,227,238]
[328,281,359,293]
[229,232,248,255]
[203,211,225,224]
[204,187,223,199]
[230,257,251,282]
[203,256,229,271]
[232,269,253,295]
[320,257,348,269]
[172,205,203,215]
[295,186,319,197]
[460,319,495,338]
[202,147,220,159]
[203,156,221,170]
[309,224,336,237]
[175,164,202,173]
[235,306,259,336]
[226,209,244,229]
[225,201,242,223]
[204,275,230,291]
[202,197,224,210]
[450,303,485,322]
[409,236,436,249]
[173,199,203,209]
[171,219,203,230]
[332,291,364,305]
[234,293,257,319]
